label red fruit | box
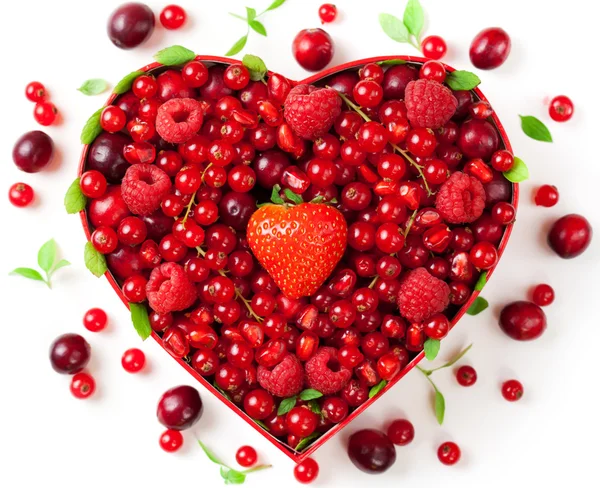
[404,79,457,129]
[159,429,183,452]
[292,28,334,71]
[247,202,347,299]
[490,150,514,172]
[122,348,146,373]
[257,354,304,397]
[244,389,275,420]
[457,119,499,160]
[387,419,414,446]
[419,61,446,83]
[160,5,186,29]
[236,446,257,467]
[83,308,108,332]
[91,226,118,254]
[121,164,172,216]
[435,171,486,224]
[469,241,498,269]
[470,27,511,70]
[421,35,447,60]
[284,84,342,140]
[397,268,450,322]
[294,458,319,484]
[156,98,204,144]
[499,301,547,341]
[534,185,559,207]
[156,385,203,430]
[101,106,127,133]
[456,365,477,386]
[305,347,352,395]
[549,95,574,122]
[348,429,396,474]
[321,396,348,423]
[531,283,554,307]
[438,441,461,465]
[13,131,54,174]
[502,379,524,401]
[34,101,58,126]
[548,214,592,258]
[146,262,197,315]
[70,372,96,399]
[50,333,91,374]
[318,4,337,23]
[286,406,318,437]
[8,182,35,207]
[25,81,46,102]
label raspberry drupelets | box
[80,58,514,452]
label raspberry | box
[305,347,352,395]
[397,268,450,322]
[435,171,486,224]
[284,84,342,140]
[146,262,197,315]
[121,164,171,215]
[257,354,303,398]
[156,98,204,144]
[404,79,457,129]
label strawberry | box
[247,188,347,299]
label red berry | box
[420,61,446,83]
[182,61,209,88]
[286,406,318,437]
[8,182,34,207]
[159,429,184,452]
[25,81,46,102]
[502,379,524,401]
[318,4,337,23]
[243,389,275,420]
[122,275,148,303]
[387,419,415,446]
[534,184,559,207]
[294,457,319,484]
[235,445,257,467]
[423,313,449,339]
[421,35,447,60]
[91,226,118,254]
[160,5,186,29]
[34,101,58,126]
[224,64,251,90]
[469,27,511,70]
[70,372,96,399]
[122,348,146,373]
[548,214,592,258]
[83,308,108,332]
[490,150,514,172]
[353,80,383,108]
[549,95,574,122]
[499,301,546,341]
[100,106,127,133]
[456,365,477,386]
[80,170,107,198]
[491,202,516,225]
[132,75,158,99]
[469,241,498,269]
[531,283,554,307]
[360,63,384,84]
[292,28,334,71]
[406,128,437,157]
[437,441,461,465]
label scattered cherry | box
[107,2,155,49]
[8,182,34,207]
[160,5,186,30]
[13,130,54,173]
[549,95,574,122]
[70,372,96,399]
[122,348,146,373]
[531,284,554,307]
[456,365,477,386]
[386,419,414,446]
[292,28,334,71]
[502,379,524,401]
[534,184,559,207]
[347,429,396,473]
[159,429,184,452]
[83,307,108,332]
[294,457,319,484]
[548,214,592,258]
[499,301,546,341]
[469,27,511,70]
[236,445,258,467]
[50,333,91,374]
[437,441,461,465]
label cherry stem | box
[417,343,473,376]
[333,89,433,197]
[368,275,379,289]
[181,163,213,228]
[403,208,418,237]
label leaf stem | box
[368,275,379,289]
[403,208,418,237]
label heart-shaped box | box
[78,54,518,463]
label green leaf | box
[37,238,57,273]
[474,271,488,291]
[113,70,145,95]
[266,0,286,11]
[84,241,107,277]
[245,6,257,21]
[242,54,268,81]
[154,45,196,66]
[519,115,553,142]
[77,78,109,96]
[445,70,481,91]
[308,400,321,415]
[377,59,407,66]
[403,0,424,40]
[10,267,46,282]
[299,389,323,401]
[283,189,303,205]
[242,465,272,474]
[220,466,246,485]
[434,390,445,425]
[249,20,267,36]
[369,380,388,398]
[51,259,71,273]
[503,156,529,183]
[277,396,297,415]
[424,338,441,361]
[80,107,103,145]
[379,13,410,43]
[64,177,88,214]
[254,419,267,429]
[225,35,248,56]
[213,382,232,401]
[466,296,489,316]
[270,184,284,204]
[129,302,152,340]
[441,344,473,369]
[295,432,322,451]
[198,440,225,465]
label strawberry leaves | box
[198,440,271,484]
[424,338,441,360]
[242,54,267,81]
[369,380,388,398]
[81,107,104,145]
[403,0,425,40]
[113,70,145,95]
[467,297,489,316]
[380,0,425,50]
[9,239,70,288]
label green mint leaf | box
[424,338,441,361]
[254,419,267,429]
[37,238,57,273]
[249,20,267,36]
[379,13,410,43]
[226,35,248,56]
[154,45,196,66]
[266,0,286,11]
[10,267,46,283]
[441,344,473,369]
[445,70,481,91]
[308,400,321,415]
[295,432,322,451]
[474,271,488,291]
[377,59,407,66]
[245,6,257,21]
[220,466,246,485]
[198,440,226,466]
[270,184,284,204]
[81,107,103,145]
[403,0,424,40]
[243,54,268,81]
[503,156,529,183]
[64,177,88,214]
[310,196,325,204]
[84,241,107,277]
[467,296,489,316]
[77,78,109,96]
[299,389,323,401]
[129,303,152,340]
[368,380,388,398]
[113,70,145,95]
[519,115,553,142]
[277,396,297,415]
[51,259,71,274]
[213,382,232,401]
[283,189,303,204]
[434,390,445,425]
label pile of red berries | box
[80,56,515,453]
[25,81,59,126]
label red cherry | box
[387,419,415,446]
[122,348,146,373]
[70,372,96,399]
[438,441,461,465]
[421,35,447,60]
[502,379,524,401]
[456,365,477,386]
[83,308,108,332]
[318,4,337,23]
[294,458,319,484]
[159,429,184,452]
[235,445,258,467]
[549,95,574,122]
[160,5,187,29]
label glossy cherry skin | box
[12,131,54,173]
[386,419,414,446]
[547,214,592,258]
[156,385,203,430]
[87,132,131,183]
[469,27,511,69]
[294,457,319,484]
[499,301,546,341]
[292,28,334,71]
[347,429,396,474]
[49,333,91,374]
[107,2,155,49]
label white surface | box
[1,0,599,486]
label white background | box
[1,0,599,486]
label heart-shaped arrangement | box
[74,50,518,462]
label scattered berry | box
[236,445,258,467]
[348,429,396,473]
[294,457,319,484]
[50,333,91,374]
[531,284,554,307]
[421,35,447,60]
[122,348,146,373]
[404,79,457,129]
[25,81,46,102]
[8,182,34,207]
[292,28,334,71]
[456,365,477,386]
[534,185,559,207]
[107,2,155,49]
[12,131,54,173]
[387,419,415,446]
[549,95,574,122]
[160,5,186,29]
[548,214,593,258]
[499,301,546,341]
[34,101,58,126]
[437,441,461,465]
[156,385,203,430]
[83,308,108,332]
[318,4,337,23]
[436,171,486,224]
[70,372,96,399]
[469,27,511,70]
[284,84,342,140]
[501,379,524,401]
[159,429,184,452]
